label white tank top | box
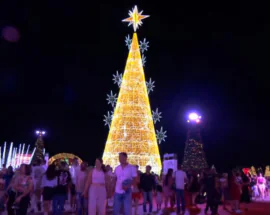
[92,169,105,184]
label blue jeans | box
[176,189,185,213]
[76,192,87,215]
[143,191,153,213]
[113,191,132,215]
[52,194,66,215]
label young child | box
[156,184,163,212]
[252,185,260,199]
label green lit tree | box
[182,114,208,170]
[31,131,45,164]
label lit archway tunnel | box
[48,153,82,166]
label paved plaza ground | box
[1,197,268,215]
[25,198,270,215]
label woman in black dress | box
[240,171,251,211]
[188,171,200,208]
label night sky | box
[0,1,269,171]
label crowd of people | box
[0,153,269,215]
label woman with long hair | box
[188,171,200,208]
[3,166,14,191]
[41,164,57,215]
[13,164,34,215]
[5,168,19,215]
[257,173,266,200]
[163,168,174,209]
[240,171,251,211]
[83,158,110,215]
[220,173,230,210]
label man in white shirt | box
[69,158,80,212]
[113,152,137,215]
[174,164,188,214]
[31,159,46,212]
[75,162,88,215]
[41,159,48,172]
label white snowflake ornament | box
[106,91,117,108]
[156,127,167,144]
[146,78,155,94]
[103,111,114,128]
[125,35,132,50]
[142,54,146,67]
[140,38,149,53]
[152,108,162,124]
[112,71,122,87]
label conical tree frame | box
[103,33,162,174]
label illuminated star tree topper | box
[122,5,150,32]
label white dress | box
[88,169,107,215]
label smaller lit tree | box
[31,130,45,164]
[182,112,208,170]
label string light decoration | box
[103,6,162,174]
[182,113,208,170]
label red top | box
[230,175,241,200]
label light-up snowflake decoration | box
[140,38,149,53]
[112,71,122,87]
[125,35,132,50]
[103,111,114,128]
[156,127,167,144]
[146,78,155,94]
[142,54,146,67]
[152,108,162,124]
[106,91,117,108]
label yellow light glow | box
[48,153,82,165]
[103,33,162,174]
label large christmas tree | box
[182,114,208,170]
[31,132,45,164]
[102,6,164,174]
